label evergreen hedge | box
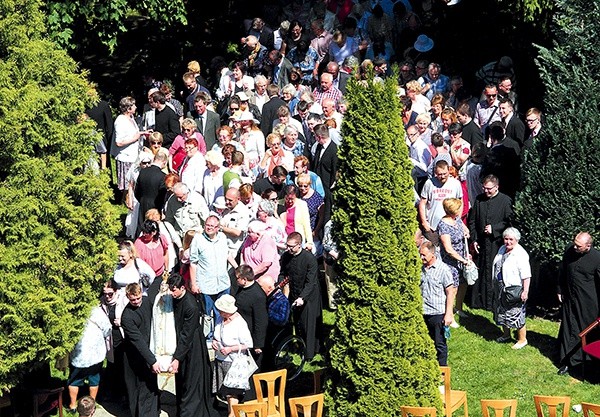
[515,0,600,266]
[0,0,119,391]
[327,74,442,416]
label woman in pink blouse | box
[240,220,281,280]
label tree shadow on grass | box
[526,330,560,365]
[459,311,501,342]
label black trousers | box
[424,314,448,366]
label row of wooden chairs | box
[402,396,600,417]
[244,367,600,417]
[233,368,324,417]
[233,393,324,417]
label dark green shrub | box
[516,0,600,267]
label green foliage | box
[327,75,442,416]
[515,0,600,266]
[44,0,187,52]
[0,0,119,391]
[499,0,555,27]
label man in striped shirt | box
[419,241,456,366]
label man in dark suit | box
[268,50,293,90]
[457,102,484,145]
[482,122,520,200]
[150,91,180,148]
[311,123,338,223]
[499,98,526,148]
[193,92,220,151]
[135,152,167,233]
[260,84,287,137]
[325,61,352,95]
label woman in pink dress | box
[240,220,281,280]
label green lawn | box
[304,307,600,417]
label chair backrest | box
[439,366,452,406]
[533,395,571,417]
[289,393,324,417]
[233,401,268,417]
[401,405,437,417]
[582,402,600,417]
[252,369,287,417]
[481,399,517,417]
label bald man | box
[557,232,600,375]
[312,72,343,106]
[220,187,252,258]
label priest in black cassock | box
[279,232,323,360]
[557,232,600,375]
[468,174,512,311]
[121,280,162,417]
[167,274,215,417]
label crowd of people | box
[69,0,600,415]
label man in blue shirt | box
[189,215,231,329]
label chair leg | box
[464,398,469,417]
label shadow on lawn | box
[526,330,560,365]
[459,311,501,342]
[460,311,561,365]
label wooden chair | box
[233,401,268,417]
[289,393,324,417]
[533,395,570,417]
[480,399,517,417]
[247,369,287,417]
[400,405,437,417]
[582,402,600,417]
[579,317,600,378]
[440,366,468,417]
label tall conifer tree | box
[0,0,119,390]
[327,74,442,416]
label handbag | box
[501,285,523,308]
[463,260,478,285]
[134,259,152,289]
[223,349,258,390]
[462,236,478,285]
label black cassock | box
[279,249,323,359]
[172,291,215,417]
[121,279,161,417]
[468,191,512,311]
[558,245,600,367]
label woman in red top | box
[134,220,169,278]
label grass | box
[299,307,600,417]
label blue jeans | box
[202,288,230,340]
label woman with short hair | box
[169,118,207,172]
[493,227,531,349]
[437,198,471,324]
[112,97,151,197]
[240,220,281,280]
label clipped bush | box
[0,0,119,391]
[327,74,442,416]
